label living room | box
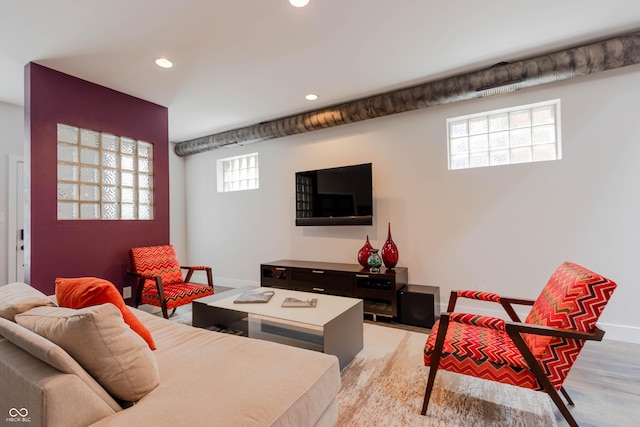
[1,1,640,426]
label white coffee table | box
[192,287,363,369]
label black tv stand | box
[260,260,408,319]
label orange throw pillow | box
[55,277,156,350]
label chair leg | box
[206,267,214,287]
[560,387,575,406]
[422,361,439,415]
[421,315,450,415]
[546,384,578,427]
[508,330,579,427]
[134,276,144,308]
[153,277,169,319]
[158,305,177,319]
[160,303,169,319]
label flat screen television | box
[295,163,373,226]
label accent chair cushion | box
[140,282,216,310]
[16,304,160,402]
[424,319,539,390]
[0,282,56,321]
[524,262,617,357]
[55,277,156,350]
[522,261,617,388]
[130,245,184,286]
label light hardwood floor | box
[171,304,639,426]
[558,338,640,426]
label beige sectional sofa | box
[0,282,342,426]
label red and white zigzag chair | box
[422,262,616,427]
[129,245,215,318]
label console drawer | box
[290,269,353,296]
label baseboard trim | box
[598,323,640,344]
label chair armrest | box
[505,322,605,342]
[181,266,214,287]
[456,290,501,303]
[126,269,165,308]
[127,270,157,280]
[501,297,535,306]
[448,290,537,322]
[449,312,506,330]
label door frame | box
[8,154,24,283]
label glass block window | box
[57,124,154,220]
[216,153,259,192]
[448,99,561,170]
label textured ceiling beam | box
[175,30,640,157]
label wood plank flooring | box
[559,339,640,426]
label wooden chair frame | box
[128,265,214,319]
[422,291,605,427]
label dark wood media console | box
[260,260,408,319]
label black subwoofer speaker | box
[399,285,440,328]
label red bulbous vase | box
[357,235,373,268]
[381,223,399,269]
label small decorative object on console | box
[381,222,399,269]
[367,249,383,273]
[357,235,373,267]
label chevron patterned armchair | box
[129,245,215,318]
[422,262,616,427]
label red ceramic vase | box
[381,223,399,269]
[357,235,373,268]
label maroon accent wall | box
[25,63,170,295]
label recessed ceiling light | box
[305,93,319,101]
[154,58,174,68]
[289,0,310,7]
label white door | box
[8,155,24,283]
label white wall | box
[0,101,24,284]
[183,64,640,343]
[169,142,187,261]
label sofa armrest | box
[1,337,117,427]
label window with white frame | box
[217,152,259,192]
[448,99,561,170]
[57,124,154,220]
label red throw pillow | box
[55,277,156,350]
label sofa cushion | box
[0,316,122,412]
[55,277,156,350]
[0,282,56,321]
[91,308,342,427]
[15,304,160,402]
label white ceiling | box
[1,0,639,143]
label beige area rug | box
[337,323,557,427]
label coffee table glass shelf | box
[192,287,363,369]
